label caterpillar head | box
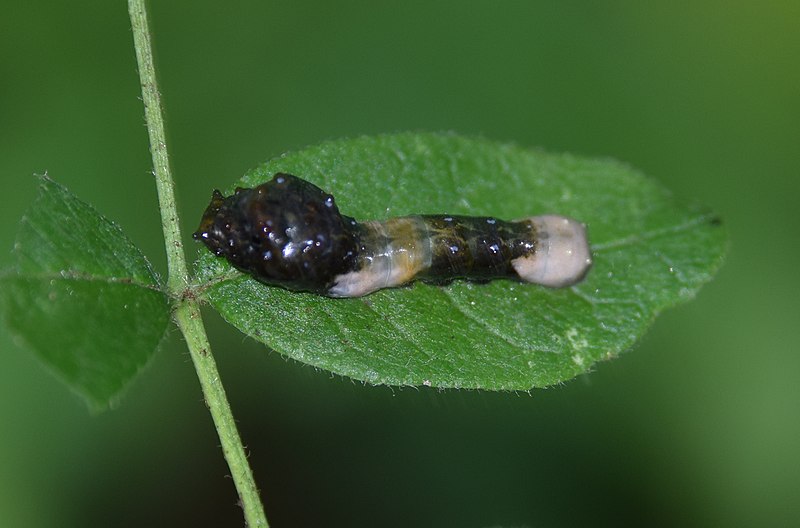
[194,173,359,293]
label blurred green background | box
[1,1,798,526]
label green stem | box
[127,1,268,526]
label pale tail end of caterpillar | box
[510,215,593,289]
[194,173,592,297]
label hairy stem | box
[127,1,268,525]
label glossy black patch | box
[418,215,535,279]
[193,173,360,293]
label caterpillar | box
[193,173,592,297]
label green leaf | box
[1,177,171,409]
[195,133,727,390]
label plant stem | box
[127,1,268,526]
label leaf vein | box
[441,289,560,355]
[593,213,715,251]
[2,270,164,294]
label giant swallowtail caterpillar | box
[194,173,592,297]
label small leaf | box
[195,133,727,390]
[1,177,171,409]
